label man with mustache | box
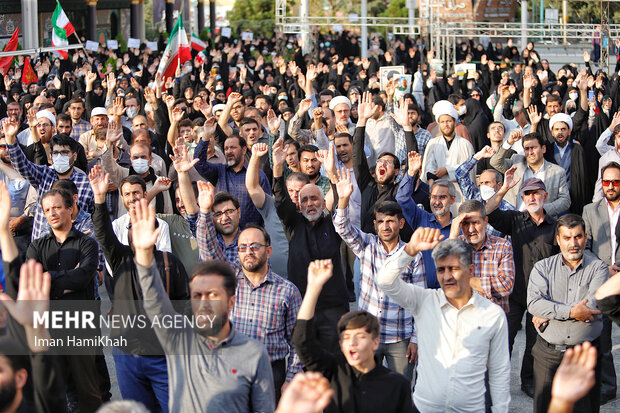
[528,214,608,413]
[484,174,559,398]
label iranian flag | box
[190,33,207,52]
[51,0,75,59]
[157,14,192,81]
[195,50,207,67]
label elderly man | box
[422,100,475,212]
[80,107,128,162]
[378,231,511,412]
[528,214,608,413]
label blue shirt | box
[396,173,451,289]
[554,142,572,190]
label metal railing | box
[0,44,84,57]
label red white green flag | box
[157,14,192,81]
[190,33,207,52]
[51,0,75,59]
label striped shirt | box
[196,211,240,267]
[71,119,92,141]
[459,233,515,313]
[334,207,424,344]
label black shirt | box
[488,209,558,305]
[26,226,99,300]
[292,319,414,413]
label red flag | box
[0,28,18,75]
[22,58,37,85]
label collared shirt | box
[487,209,558,306]
[518,161,547,211]
[554,142,572,189]
[385,101,431,159]
[334,207,424,343]
[377,249,511,413]
[608,201,620,262]
[528,251,609,345]
[193,139,271,227]
[26,227,100,300]
[70,119,92,141]
[459,234,515,312]
[231,270,303,382]
[396,172,451,289]
[7,142,94,241]
[455,156,516,238]
[196,211,240,267]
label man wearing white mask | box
[2,118,94,241]
[422,100,475,211]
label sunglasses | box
[602,179,620,187]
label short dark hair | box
[120,175,147,193]
[241,224,271,247]
[377,152,400,171]
[546,94,562,105]
[601,161,620,177]
[337,311,380,339]
[319,90,335,98]
[333,132,353,143]
[41,189,73,208]
[50,134,76,152]
[240,117,259,128]
[68,97,84,107]
[225,134,247,148]
[448,94,465,104]
[487,121,505,134]
[371,95,385,111]
[51,179,78,196]
[556,213,586,234]
[190,260,237,297]
[213,191,240,209]
[613,124,620,137]
[407,103,420,115]
[286,172,310,185]
[299,144,319,156]
[178,119,193,129]
[457,199,486,219]
[57,113,72,123]
[0,338,29,372]
[522,132,545,147]
[374,201,403,220]
[283,139,300,152]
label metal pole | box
[197,0,205,34]
[521,0,528,50]
[361,0,368,58]
[209,0,216,39]
[22,0,39,49]
[0,43,85,58]
[301,0,311,54]
[166,0,174,33]
[562,0,567,44]
[131,0,139,38]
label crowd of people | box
[0,29,618,413]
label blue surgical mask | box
[132,158,149,174]
[52,154,71,174]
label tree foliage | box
[227,0,275,37]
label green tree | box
[227,0,275,37]
[380,0,408,18]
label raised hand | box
[502,166,521,191]
[583,51,591,63]
[306,64,317,82]
[144,87,157,105]
[106,119,122,144]
[266,109,282,135]
[407,151,422,177]
[391,97,411,129]
[26,107,37,128]
[276,372,333,413]
[227,92,243,107]
[473,145,496,160]
[551,342,597,405]
[197,180,215,213]
[357,91,378,122]
[0,259,50,328]
[385,78,396,100]
[199,99,213,119]
[88,165,111,199]
[106,72,116,92]
[335,124,349,134]
[523,73,534,91]
[507,129,523,145]
[170,140,199,173]
[153,177,172,193]
[527,105,542,126]
[85,71,97,88]
[316,145,336,177]
[251,142,269,158]
[404,227,444,257]
[335,168,353,201]
[298,98,312,114]
[307,259,333,288]
[111,96,126,118]
[130,198,161,253]
[611,111,620,131]
[171,107,185,123]
[2,118,20,142]
[272,138,286,166]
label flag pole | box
[178,2,185,73]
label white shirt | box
[377,248,511,413]
[607,201,620,263]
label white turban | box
[36,110,56,127]
[329,96,351,110]
[549,113,573,131]
[212,104,226,115]
[432,100,458,121]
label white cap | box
[36,110,56,127]
[91,107,108,117]
[329,96,352,110]
[549,112,573,131]
[432,100,458,121]
[212,104,226,115]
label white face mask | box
[457,105,467,116]
[132,158,149,174]
[479,185,496,201]
[569,92,578,101]
[52,154,71,174]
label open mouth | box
[378,166,386,176]
[348,350,360,361]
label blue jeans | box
[112,347,169,412]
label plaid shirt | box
[334,207,424,344]
[7,142,94,241]
[197,212,303,380]
[455,156,516,238]
[194,140,271,228]
[386,101,432,159]
[459,233,515,313]
[71,119,92,141]
[196,212,240,267]
[231,270,303,382]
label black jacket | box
[292,318,414,413]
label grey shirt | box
[527,250,609,345]
[257,195,289,279]
[136,261,276,412]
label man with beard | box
[3,119,94,241]
[197,189,242,267]
[67,97,92,141]
[273,149,349,352]
[196,182,302,401]
[547,113,591,214]
[491,131,570,217]
[131,198,275,412]
[80,107,112,162]
[288,99,335,147]
[581,161,620,404]
[298,144,330,195]
[219,92,246,136]
[484,175,559,398]
[421,100,474,212]
[194,131,271,227]
[397,151,454,289]
[528,214,608,413]
[334,168,422,383]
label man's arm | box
[490,142,517,174]
[480,239,515,303]
[455,155,482,201]
[485,166,520,215]
[595,126,615,156]
[487,312,511,413]
[543,171,571,217]
[247,144,268,208]
[195,181,228,263]
[527,261,574,320]
[284,286,304,382]
[44,237,100,299]
[192,139,221,184]
[333,169,370,255]
[4,120,48,189]
[101,121,129,186]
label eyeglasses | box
[213,208,237,219]
[376,159,394,166]
[237,243,267,252]
[602,179,620,187]
[52,149,71,156]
